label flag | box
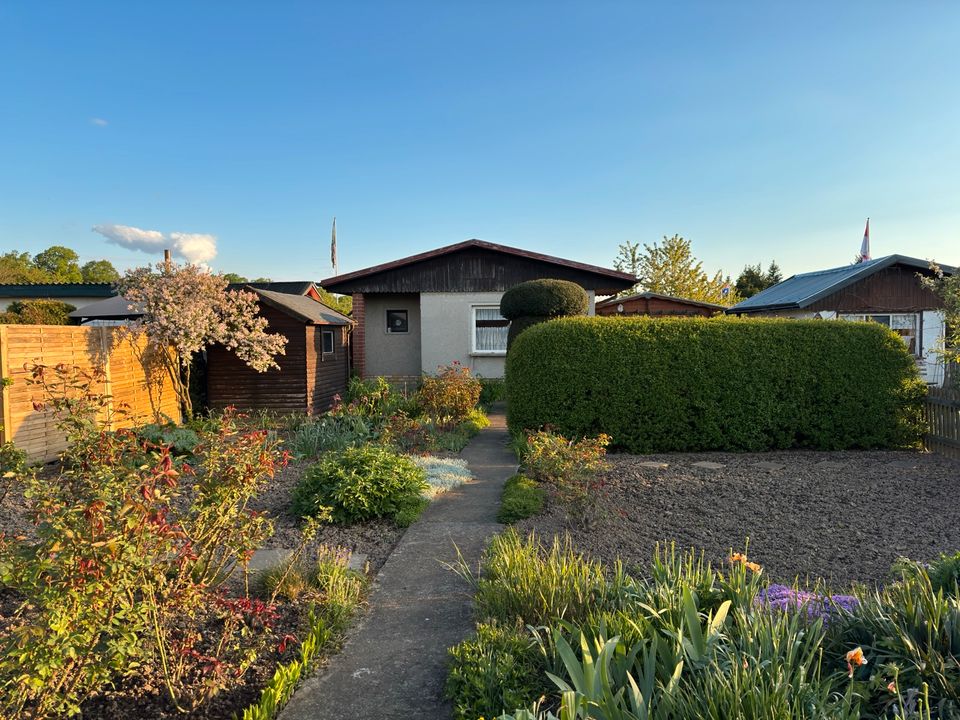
[858,218,870,262]
[331,217,338,274]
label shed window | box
[386,309,409,334]
[472,306,509,354]
[321,329,335,355]
[840,313,919,356]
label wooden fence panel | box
[0,325,180,462]
[924,363,960,460]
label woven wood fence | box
[924,363,960,460]
[0,325,181,462]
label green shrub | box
[137,422,201,455]
[507,316,926,452]
[446,623,548,720]
[893,551,960,595]
[292,445,427,524]
[0,299,76,325]
[497,475,544,523]
[500,279,588,349]
[289,414,371,458]
[418,362,482,425]
[479,378,507,405]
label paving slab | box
[346,551,368,573]
[281,404,515,720]
[637,461,669,469]
[246,547,293,577]
[886,460,919,470]
[751,461,786,471]
[691,461,725,470]
[814,461,846,470]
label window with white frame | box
[321,328,335,355]
[839,313,920,356]
[472,306,509,354]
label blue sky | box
[1,2,958,281]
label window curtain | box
[474,307,509,352]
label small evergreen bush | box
[292,445,427,524]
[507,316,926,452]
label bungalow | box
[321,239,635,380]
[595,291,724,317]
[0,282,115,312]
[728,254,955,385]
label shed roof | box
[68,295,144,320]
[0,282,116,299]
[596,291,726,312]
[253,288,352,326]
[228,281,319,296]
[728,255,956,314]
[321,239,636,294]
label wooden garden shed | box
[206,288,352,414]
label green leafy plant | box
[137,421,201,455]
[289,413,372,458]
[479,377,508,405]
[523,430,610,521]
[498,475,545,523]
[292,445,427,525]
[507,316,926,452]
[447,623,549,720]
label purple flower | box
[756,584,858,624]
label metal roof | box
[68,295,143,320]
[227,281,318,295]
[595,291,726,312]
[728,255,955,313]
[0,282,116,299]
[253,288,352,326]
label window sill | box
[470,351,507,357]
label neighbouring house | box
[321,239,635,381]
[727,254,956,384]
[0,282,115,312]
[595,291,724,317]
[206,289,352,414]
[69,281,326,326]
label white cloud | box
[169,232,217,264]
[92,223,218,265]
[90,117,108,127]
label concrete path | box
[281,405,515,720]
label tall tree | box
[766,261,783,285]
[626,234,737,305]
[613,240,643,278]
[921,262,960,366]
[0,251,50,283]
[80,259,120,283]
[735,261,783,299]
[32,246,82,282]
[117,262,288,418]
[220,273,249,284]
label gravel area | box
[515,450,960,588]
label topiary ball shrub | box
[500,279,588,349]
[292,445,427,524]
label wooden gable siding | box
[596,296,719,317]
[326,246,628,294]
[808,266,945,313]
[206,304,308,413]
[305,324,350,414]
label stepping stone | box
[637,461,669,469]
[751,461,786,471]
[814,461,845,470]
[691,461,725,470]
[246,547,293,577]
[886,460,919,470]
[347,552,368,573]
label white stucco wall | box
[419,290,596,379]
[363,294,422,378]
[0,296,109,312]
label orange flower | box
[729,552,762,573]
[845,647,867,677]
[887,681,897,693]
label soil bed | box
[516,449,960,587]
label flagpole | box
[331,217,338,276]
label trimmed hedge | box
[506,316,926,452]
[501,279,588,349]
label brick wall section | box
[351,293,366,378]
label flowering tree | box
[117,262,287,417]
[922,262,959,365]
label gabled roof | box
[728,255,955,314]
[596,291,726,312]
[68,295,143,320]
[253,288,352,326]
[321,239,636,294]
[0,282,116,299]
[228,281,318,296]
